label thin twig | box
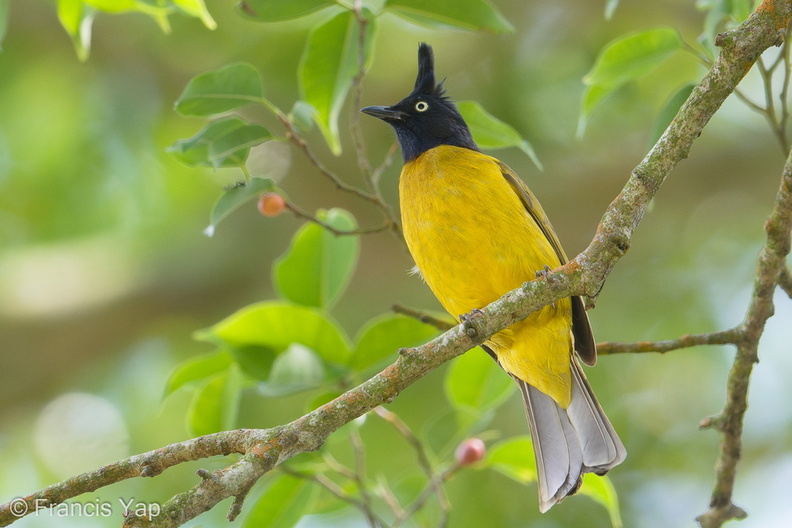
[322,453,358,480]
[758,57,778,121]
[375,475,405,520]
[682,40,713,68]
[373,407,451,526]
[274,102,403,239]
[274,112,381,203]
[396,464,459,528]
[371,143,398,188]
[373,408,436,483]
[350,0,373,185]
[756,56,790,152]
[392,304,455,330]
[345,2,404,241]
[777,31,791,150]
[349,428,380,528]
[733,87,768,114]
[284,200,392,236]
[282,467,381,525]
[597,329,740,355]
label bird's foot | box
[459,308,485,338]
[534,265,556,309]
[534,264,552,279]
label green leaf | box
[172,0,217,29]
[577,84,609,137]
[204,177,276,237]
[457,100,543,171]
[187,365,243,436]
[351,313,440,370]
[57,0,82,34]
[289,100,317,132]
[579,473,623,528]
[299,9,376,154]
[445,348,514,412]
[584,27,683,87]
[168,117,239,167]
[164,349,233,397]
[700,0,728,53]
[697,0,752,51]
[175,62,265,117]
[385,0,513,34]
[242,474,316,528]
[207,124,272,168]
[649,83,695,145]
[486,436,536,484]
[84,0,136,12]
[580,27,683,131]
[237,0,333,21]
[206,301,353,365]
[57,0,95,61]
[729,0,753,23]
[260,344,326,396]
[274,208,359,309]
[169,117,272,169]
[232,345,279,381]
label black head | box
[361,43,478,162]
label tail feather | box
[568,360,624,470]
[518,381,582,510]
[517,360,626,512]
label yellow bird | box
[362,43,625,511]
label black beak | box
[361,105,406,121]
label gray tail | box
[517,359,626,512]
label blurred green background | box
[1,0,791,527]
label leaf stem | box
[284,199,392,236]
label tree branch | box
[597,329,740,355]
[696,117,792,528]
[1,2,790,527]
[0,429,260,526]
[576,1,792,298]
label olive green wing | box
[498,160,597,366]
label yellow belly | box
[400,145,573,407]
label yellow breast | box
[399,145,573,406]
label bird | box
[361,43,626,512]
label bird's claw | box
[459,308,484,338]
[534,265,552,279]
[535,265,556,309]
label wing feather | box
[498,161,597,365]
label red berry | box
[257,193,286,217]
[455,438,486,466]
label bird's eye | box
[415,101,429,112]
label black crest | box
[414,43,445,98]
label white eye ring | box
[415,101,429,112]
